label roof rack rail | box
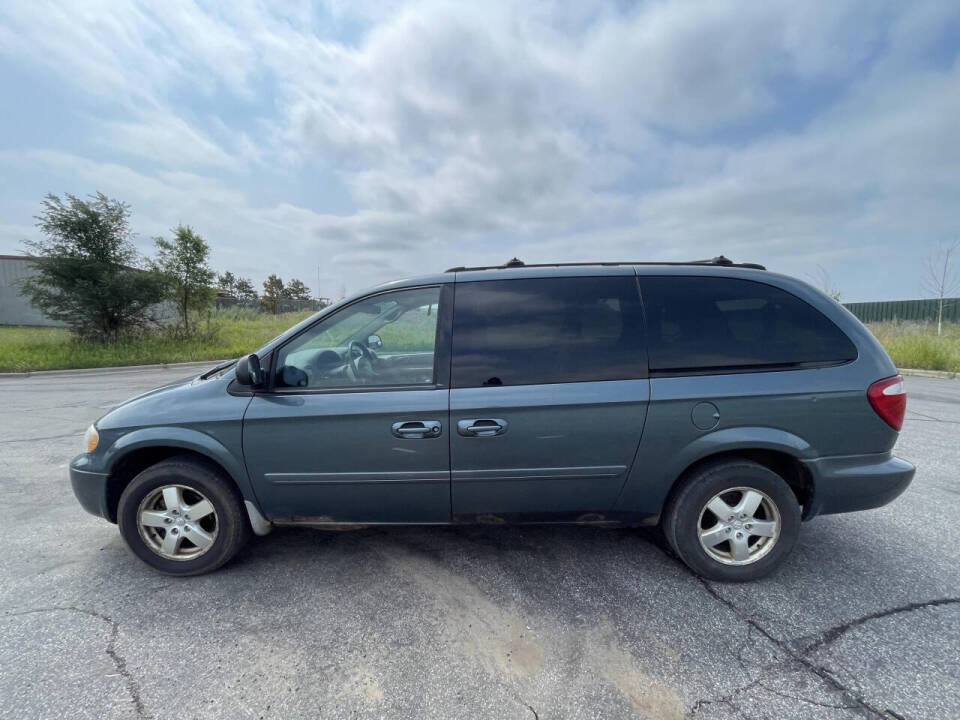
[444,255,766,273]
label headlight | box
[83,425,99,454]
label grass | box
[866,322,960,373]
[2,311,958,374]
[0,309,312,372]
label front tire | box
[117,456,249,576]
[662,459,801,582]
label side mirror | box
[367,334,383,350]
[235,353,263,386]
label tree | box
[153,225,215,332]
[218,271,237,298]
[19,192,166,340]
[217,271,258,307]
[285,278,312,308]
[261,274,285,314]
[922,240,959,337]
[234,277,258,306]
[811,265,842,302]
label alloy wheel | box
[136,484,219,561]
[697,486,781,566]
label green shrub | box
[867,322,960,372]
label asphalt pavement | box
[0,367,957,720]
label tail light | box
[867,375,906,430]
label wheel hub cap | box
[697,486,781,566]
[136,484,219,561]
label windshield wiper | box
[200,359,238,380]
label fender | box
[675,426,813,465]
[104,426,259,506]
[614,426,812,516]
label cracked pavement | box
[0,367,957,719]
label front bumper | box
[801,452,915,519]
[69,454,111,521]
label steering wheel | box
[347,340,375,382]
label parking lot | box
[0,366,957,720]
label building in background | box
[0,255,64,326]
[0,254,182,327]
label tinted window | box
[641,277,857,372]
[452,276,645,387]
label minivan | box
[69,257,914,581]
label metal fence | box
[843,298,960,324]
[214,296,328,314]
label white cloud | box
[0,0,259,105]
[1,0,958,301]
[98,111,245,169]
[572,0,886,132]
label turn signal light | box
[84,425,99,454]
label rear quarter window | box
[640,276,857,373]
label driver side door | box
[242,284,452,523]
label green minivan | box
[70,258,914,581]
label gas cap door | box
[691,401,720,430]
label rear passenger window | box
[641,277,857,373]
[452,276,646,387]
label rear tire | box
[117,456,249,576]
[662,459,800,582]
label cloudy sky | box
[1,1,958,301]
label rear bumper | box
[69,454,111,521]
[801,452,915,519]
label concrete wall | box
[0,256,66,326]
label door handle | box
[391,420,442,439]
[457,418,508,437]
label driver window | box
[274,286,441,390]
